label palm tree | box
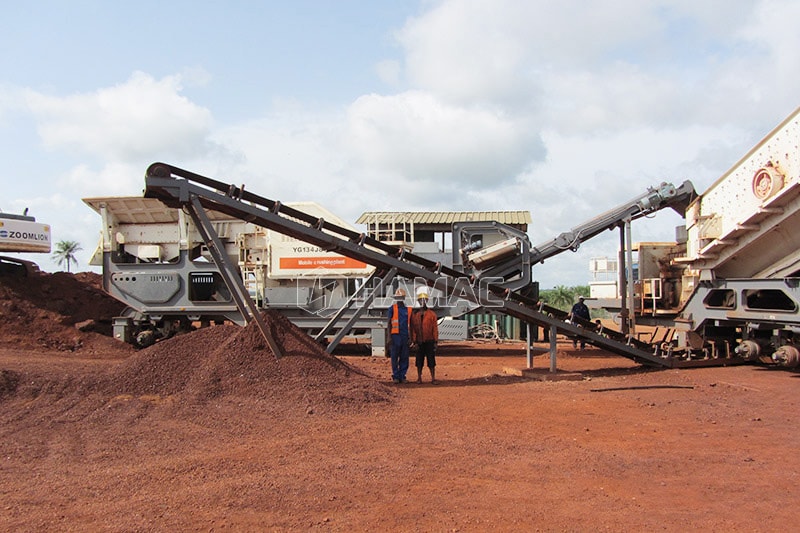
[549,285,576,310]
[573,285,590,299]
[540,285,591,311]
[540,285,573,311]
[52,240,82,273]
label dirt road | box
[1,339,798,531]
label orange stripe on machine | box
[279,256,368,269]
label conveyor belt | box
[144,162,678,367]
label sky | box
[2,0,800,289]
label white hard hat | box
[394,288,407,298]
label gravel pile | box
[110,310,394,412]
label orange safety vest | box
[390,303,411,335]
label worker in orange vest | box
[411,291,439,384]
[387,287,411,383]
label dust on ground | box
[0,270,798,531]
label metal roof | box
[83,197,184,224]
[356,211,531,226]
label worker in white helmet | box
[411,290,439,383]
[386,287,411,383]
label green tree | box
[52,240,82,273]
[573,285,590,299]
[539,285,591,311]
[540,285,575,311]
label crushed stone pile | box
[109,310,394,413]
[0,270,131,354]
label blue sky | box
[2,0,799,288]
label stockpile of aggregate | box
[109,310,395,413]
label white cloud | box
[394,0,774,129]
[61,161,152,197]
[24,71,214,161]
[0,85,20,121]
[397,1,536,105]
[346,91,544,187]
[396,1,690,105]
[212,105,347,199]
[375,59,402,86]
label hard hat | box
[394,288,407,298]
[417,292,429,300]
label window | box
[704,289,735,309]
[743,289,796,311]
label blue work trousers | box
[390,334,410,381]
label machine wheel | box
[135,329,156,348]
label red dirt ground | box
[0,271,798,531]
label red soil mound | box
[0,270,393,414]
[0,270,132,354]
[110,311,394,414]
